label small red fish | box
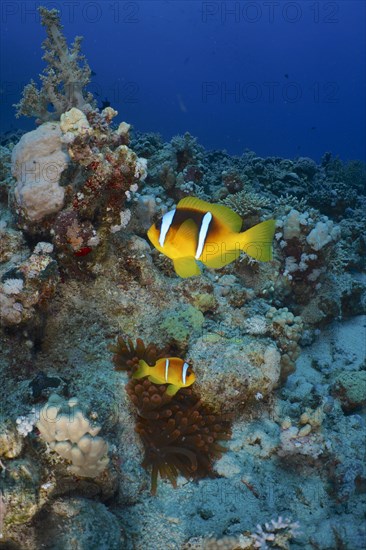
[74,247,92,257]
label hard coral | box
[36,394,109,478]
[14,7,93,122]
[220,188,272,220]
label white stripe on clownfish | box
[159,209,176,247]
[195,212,212,259]
[182,362,189,384]
[165,358,169,381]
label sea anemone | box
[110,336,167,375]
[127,379,231,494]
[112,337,232,494]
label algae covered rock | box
[32,497,122,549]
[331,371,366,412]
[0,419,23,458]
[190,334,281,413]
[159,303,204,347]
[2,458,45,534]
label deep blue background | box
[1,0,365,161]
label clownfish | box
[133,357,195,396]
[147,196,276,278]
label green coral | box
[159,304,204,345]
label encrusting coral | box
[111,337,232,494]
[11,122,68,222]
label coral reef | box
[10,104,147,276]
[9,7,147,280]
[0,5,365,549]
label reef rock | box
[189,334,281,412]
[331,371,366,412]
[31,497,122,549]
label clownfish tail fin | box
[133,359,149,379]
[240,219,276,262]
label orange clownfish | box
[133,357,195,396]
[147,196,276,278]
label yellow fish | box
[133,357,196,396]
[147,196,276,278]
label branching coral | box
[184,517,300,549]
[14,7,93,122]
[220,189,272,220]
[249,517,300,549]
[112,337,232,494]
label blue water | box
[1,0,365,161]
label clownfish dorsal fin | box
[173,257,201,278]
[177,196,242,233]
